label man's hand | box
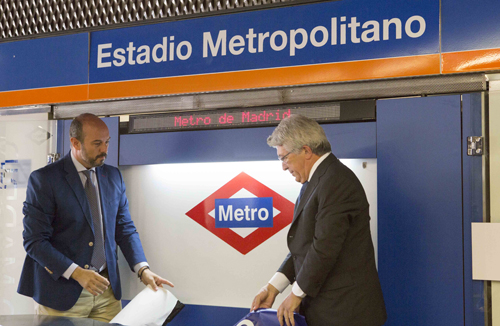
[277,292,302,326]
[251,283,280,312]
[71,267,110,296]
[140,268,174,291]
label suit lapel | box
[293,180,317,223]
[63,153,93,229]
[291,154,337,225]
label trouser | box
[35,269,122,322]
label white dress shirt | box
[62,152,148,279]
[268,152,331,298]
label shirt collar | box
[71,151,95,173]
[308,152,331,182]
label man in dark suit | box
[18,113,173,322]
[251,115,386,326]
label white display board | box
[0,116,57,315]
[119,159,377,309]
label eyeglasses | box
[278,151,294,164]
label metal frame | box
[0,0,326,42]
[53,73,488,119]
[0,105,51,116]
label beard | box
[82,146,107,167]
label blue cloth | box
[233,309,307,326]
[294,181,309,216]
[297,181,309,206]
[18,152,147,311]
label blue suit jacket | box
[17,153,147,311]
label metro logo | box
[215,197,273,228]
[186,172,295,255]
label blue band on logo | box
[215,197,273,228]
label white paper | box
[110,285,180,326]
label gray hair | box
[267,114,331,155]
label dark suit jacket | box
[17,153,147,311]
[278,154,387,326]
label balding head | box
[70,113,110,168]
[70,113,108,143]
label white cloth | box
[307,152,331,182]
[110,285,181,326]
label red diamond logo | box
[186,172,295,255]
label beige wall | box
[489,77,500,325]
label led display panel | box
[128,100,375,133]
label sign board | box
[88,0,439,99]
[2,0,500,107]
[118,159,378,310]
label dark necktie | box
[297,181,309,206]
[82,170,106,272]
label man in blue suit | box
[18,113,173,322]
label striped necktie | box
[82,170,106,272]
